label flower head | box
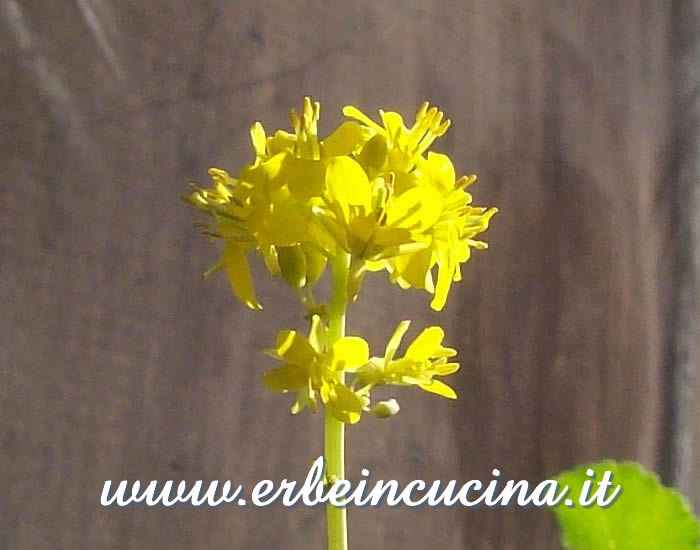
[354,321,460,399]
[342,104,498,310]
[343,101,451,173]
[262,316,461,423]
[262,315,369,424]
[185,98,497,311]
[378,152,498,310]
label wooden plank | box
[659,0,698,511]
[0,1,694,548]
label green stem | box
[325,250,350,550]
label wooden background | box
[1,1,697,549]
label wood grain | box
[1,1,696,548]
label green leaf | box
[553,461,699,550]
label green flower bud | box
[358,133,388,177]
[371,398,400,419]
[278,245,307,289]
[302,244,327,285]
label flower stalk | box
[184,97,498,550]
[324,250,351,550]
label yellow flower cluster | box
[185,97,497,311]
[185,98,497,423]
[263,316,459,424]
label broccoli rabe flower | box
[185,98,496,312]
[262,315,368,424]
[262,317,461,424]
[353,321,460,400]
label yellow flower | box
[338,102,497,310]
[185,98,497,313]
[185,98,337,309]
[185,168,263,309]
[354,321,460,399]
[262,315,369,424]
[385,153,498,310]
[313,158,437,259]
[263,317,461,422]
[343,101,451,173]
[186,161,311,309]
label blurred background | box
[1,1,698,549]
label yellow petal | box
[330,337,370,371]
[313,210,350,252]
[347,214,377,245]
[291,390,310,414]
[286,158,326,200]
[322,121,368,157]
[260,245,280,276]
[320,383,331,404]
[308,314,326,353]
[371,226,414,248]
[379,110,406,142]
[275,330,317,364]
[223,243,262,310]
[399,374,432,386]
[454,241,470,268]
[432,346,458,358]
[364,259,388,272]
[384,321,410,364]
[239,152,287,189]
[326,384,363,424]
[263,364,308,392]
[307,216,340,254]
[430,249,455,311]
[405,326,444,362]
[392,170,418,196]
[386,187,442,231]
[435,362,460,375]
[325,156,372,216]
[370,240,428,261]
[267,130,296,155]
[342,105,383,133]
[393,247,433,289]
[248,201,308,246]
[419,380,457,399]
[250,122,267,158]
[424,152,455,193]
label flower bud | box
[371,398,400,419]
[278,245,307,289]
[302,244,327,285]
[358,134,388,177]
